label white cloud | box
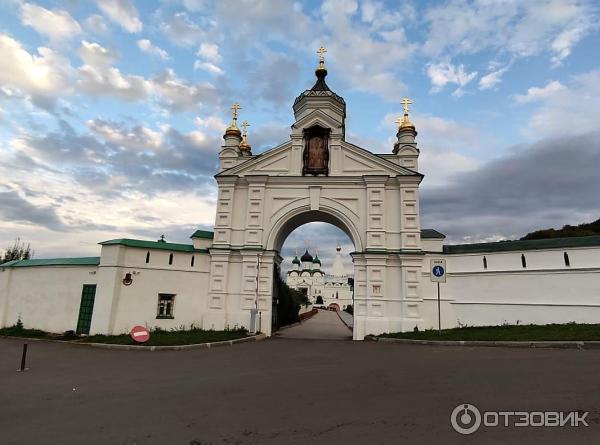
[194,116,227,134]
[75,41,149,101]
[78,40,118,67]
[197,43,221,63]
[319,0,417,98]
[514,80,566,103]
[20,2,81,42]
[478,65,509,90]
[193,61,223,75]
[427,62,478,95]
[518,71,600,138]
[87,119,164,150]
[152,69,217,111]
[78,64,150,101]
[423,0,597,66]
[84,14,109,34]
[96,0,143,33]
[194,43,223,74]
[160,12,208,47]
[137,39,169,61]
[419,150,480,187]
[0,33,73,94]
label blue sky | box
[1,0,599,272]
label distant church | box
[286,245,353,310]
[1,47,600,340]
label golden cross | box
[241,120,250,137]
[231,103,241,120]
[395,116,403,128]
[317,45,327,66]
[401,97,413,115]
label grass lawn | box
[0,326,249,346]
[378,323,600,341]
[0,326,49,338]
[83,328,249,346]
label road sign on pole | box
[430,259,447,334]
[430,259,446,283]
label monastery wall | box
[0,265,98,333]
[419,247,600,330]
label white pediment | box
[339,142,418,176]
[217,139,419,178]
[218,141,294,176]
[292,109,343,135]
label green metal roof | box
[421,229,446,239]
[444,235,600,254]
[100,238,207,253]
[1,257,100,268]
[190,230,214,239]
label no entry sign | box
[130,325,150,343]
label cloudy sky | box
[1,0,599,274]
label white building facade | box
[1,60,600,340]
[286,246,353,310]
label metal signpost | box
[430,259,447,335]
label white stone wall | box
[0,265,98,333]
[90,245,211,335]
[420,247,600,330]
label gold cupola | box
[239,120,252,156]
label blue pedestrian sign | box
[430,259,447,283]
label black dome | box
[300,250,313,262]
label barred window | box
[145,251,150,264]
[564,252,570,267]
[157,294,175,319]
[169,253,173,265]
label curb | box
[364,335,600,350]
[1,333,267,351]
[335,310,353,331]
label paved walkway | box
[275,309,352,340]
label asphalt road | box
[275,309,352,340]
[1,337,599,444]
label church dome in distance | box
[292,255,300,265]
[313,254,321,265]
[301,250,313,262]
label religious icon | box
[308,136,325,170]
[302,126,329,175]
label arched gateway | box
[205,57,424,340]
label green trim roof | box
[100,238,207,253]
[444,235,600,254]
[421,229,446,239]
[1,257,100,268]
[190,230,214,239]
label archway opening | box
[272,220,355,339]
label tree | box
[1,238,34,264]
[521,218,600,240]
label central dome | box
[300,250,313,262]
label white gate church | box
[208,54,424,340]
[3,51,600,340]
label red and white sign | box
[130,325,150,343]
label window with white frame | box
[157,293,175,319]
